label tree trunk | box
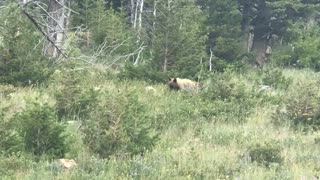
[153,0,157,29]
[209,48,213,71]
[130,0,135,26]
[252,39,268,67]
[138,0,144,29]
[163,31,169,72]
[133,0,139,29]
[44,0,66,58]
[136,0,144,40]
[247,26,254,53]
[150,0,157,51]
[162,0,172,72]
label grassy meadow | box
[0,66,320,179]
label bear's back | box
[176,78,198,91]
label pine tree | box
[150,0,207,78]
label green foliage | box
[154,96,211,128]
[13,102,68,158]
[270,16,320,70]
[1,68,320,179]
[199,71,256,123]
[200,71,250,101]
[259,68,292,89]
[82,89,159,158]
[0,84,16,97]
[150,0,207,77]
[53,69,99,120]
[118,63,167,83]
[0,154,31,177]
[270,45,297,67]
[0,3,53,86]
[212,37,241,62]
[293,26,320,70]
[273,80,320,130]
[70,0,92,28]
[88,0,135,49]
[0,108,24,155]
[73,153,108,176]
[199,0,242,62]
[2,0,320,177]
[247,142,283,167]
[82,0,139,65]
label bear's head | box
[168,78,180,91]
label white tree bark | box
[44,0,67,58]
[162,0,172,72]
[133,0,139,29]
[163,31,169,72]
[21,0,29,5]
[130,0,135,26]
[209,48,213,71]
[138,0,144,29]
[153,0,157,30]
[247,26,254,53]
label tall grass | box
[1,67,320,179]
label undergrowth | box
[0,66,319,179]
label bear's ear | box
[168,77,172,81]
[173,78,177,83]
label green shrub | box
[213,37,241,62]
[199,71,255,123]
[54,69,99,120]
[247,142,283,167]
[200,71,252,101]
[0,55,53,86]
[13,102,68,158]
[259,68,292,89]
[118,64,167,84]
[81,89,159,158]
[271,25,320,71]
[0,3,53,86]
[75,154,108,176]
[0,84,17,97]
[0,154,31,177]
[273,81,320,130]
[0,107,24,155]
[292,26,320,71]
[270,46,297,67]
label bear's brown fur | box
[168,78,199,91]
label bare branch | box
[134,42,145,65]
[54,0,79,15]
[29,1,68,39]
[21,8,67,58]
[209,48,213,71]
[109,38,132,55]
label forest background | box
[0,0,320,179]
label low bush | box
[199,71,255,123]
[0,154,32,177]
[0,3,54,86]
[200,71,253,101]
[247,142,283,167]
[259,68,292,89]
[13,102,68,158]
[273,80,320,130]
[81,89,159,158]
[292,26,320,71]
[0,107,24,155]
[118,64,167,84]
[270,46,297,67]
[53,68,100,120]
[0,84,17,97]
